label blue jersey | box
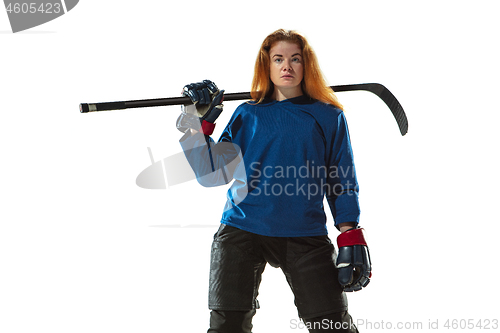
[180,95,360,237]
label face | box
[269,41,304,95]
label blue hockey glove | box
[336,227,372,292]
[176,80,224,135]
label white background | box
[1,1,499,332]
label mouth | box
[281,75,294,78]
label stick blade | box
[371,84,408,136]
[332,83,408,136]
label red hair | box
[251,29,343,110]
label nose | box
[282,59,293,71]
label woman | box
[177,29,371,333]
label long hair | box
[250,29,343,110]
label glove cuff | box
[199,120,216,135]
[337,228,367,248]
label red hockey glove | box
[336,227,372,292]
[176,80,224,135]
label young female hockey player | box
[176,29,371,333]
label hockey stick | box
[80,83,408,136]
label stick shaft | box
[80,92,252,113]
[79,83,408,135]
[79,84,379,113]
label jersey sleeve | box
[325,111,361,227]
[178,108,243,187]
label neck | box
[272,86,303,101]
